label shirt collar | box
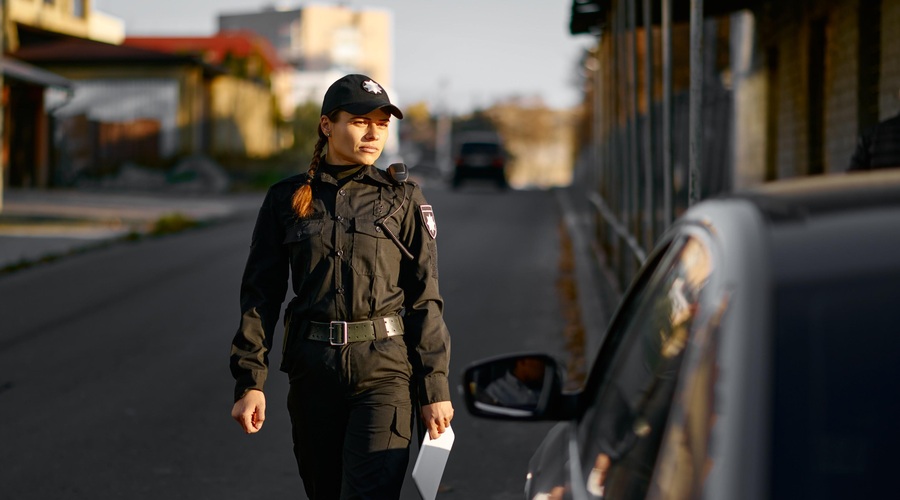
[314,164,392,186]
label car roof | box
[678,170,900,285]
[728,169,900,223]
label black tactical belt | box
[307,315,404,346]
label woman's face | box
[322,109,391,166]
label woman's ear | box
[320,115,331,137]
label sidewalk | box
[555,187,622,363]
[0,189,262,271]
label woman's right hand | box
[421,400,455,439]
[231,389,266,434]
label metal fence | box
[578,0,733,291]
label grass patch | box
[558,221,588,391]
[150,213,199,236]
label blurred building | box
[2,3,314,191]
[124,32,294,156]
[5,0,125,50]
[14,31,293,185]
[1,0,126,189]
[218,4,393,109]
[14,38,219,184]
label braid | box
[292,134,328,218]
[292,110,341,218]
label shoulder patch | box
[419,205,437,239]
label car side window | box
[577,234,715,499]
[645,293,728,500]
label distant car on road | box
[462,170,900,499]
[452,134,508,189]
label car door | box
[566,226,721,499]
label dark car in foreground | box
[463,170,900,499]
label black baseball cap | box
[321,74,404,119]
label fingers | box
[427,422,446,439]
[231,391,266,434]
[427,419,448,439]
[232,405,258,434]
[420,401,455,439]
[251,403,266,432]
[239,412,256,434]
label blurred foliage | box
[484,97,559,144]
[214,101,322,191]
[453,110,499,135]
[293,101,323,160]
[214,153,293,190]
[481,98,580,188]
[151,213,199,235]
[401,101,438,145]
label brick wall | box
[824,0,859,174]
[774,19,807,178]
[592,0,894,195]
[880,0,900,119]
[739,0,884,179]
[730,11,767,189]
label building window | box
[331,26,361,69]
[72,0,86,17]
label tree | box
[292,101,323,161]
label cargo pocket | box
[391,405,413,443]
[351,217,401,277]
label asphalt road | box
[0,184,575,499]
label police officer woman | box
[229,74,453,499]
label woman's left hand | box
[421,401,454,439]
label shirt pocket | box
[283,219,324,274]
[351,217,402,277]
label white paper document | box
[411,426,455,500]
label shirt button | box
[375,226,382,232]
[339,189,347,196]
[336,215,344,222]
[336,249,344,257]
[336,287,345,295]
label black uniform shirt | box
[230,164,451,405]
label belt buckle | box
[384,317,400,337]
[329,321,348,346]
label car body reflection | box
[462,171,900,499]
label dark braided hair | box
[291,110,340,218]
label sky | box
[92,0,595,115]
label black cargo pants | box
[286,330,414,500]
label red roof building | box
[124,31,288,79]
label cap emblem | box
[362,80,384,95]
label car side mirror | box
[462,353,564,420]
